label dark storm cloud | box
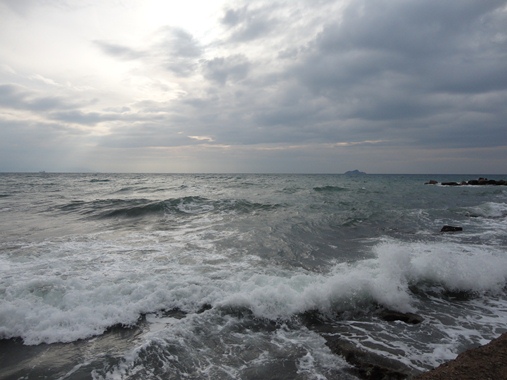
[277,0,507,149]
[296,0,507,96]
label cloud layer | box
[1,0,506,173]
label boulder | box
[425,180,438,185]
[441,182,460,186]
[440,226,463,232]
[377,309,424,325]
[325,337,413,379]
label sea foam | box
[1,235,507,345]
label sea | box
[1,173,506,379]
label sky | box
[1,0,506,174]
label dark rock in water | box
[427,178,507,186]
[462,178,505,186]
[440,225,463,232]
[325,336,413,379]
[442,289,475,301]
[377,309,424,325]
[345,169,367,175]
[197,303,213,313]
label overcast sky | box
[1,0,506,173]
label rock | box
[197,303,213,313]
[426,178,507,186]
[440,226,463,232]
[325,336,413,379]
[377,309,424,324]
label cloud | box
[94,41,145,60]
[202,54,251,85]
[49,110,118,126]
[0,0,37,15]
[94,26,203,77]
[220,5,277,42]
[270,0,507,150]
[156,27,203,76]
[0,84,70,111]
[188,135,214,142]
[2,0,507,173]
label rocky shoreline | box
[324,325,507,380]
[299,307,507,380]
[413,332,507,380]
[425,177,507,186]
[2,306,505,379]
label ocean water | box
[0,173,506,379]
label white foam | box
[221,238,507,317]
[92,313,349,380]
[2,233,507,345]
[465,201,507,218]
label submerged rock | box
[377,309,424,325]
[325,336,413,379]
[440,225,463,232]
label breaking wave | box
[2,237,506,345]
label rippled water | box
[1,173,506,379]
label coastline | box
[413,332,507,380]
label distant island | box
[344,170,366,175]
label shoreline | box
[413,332,507,379]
